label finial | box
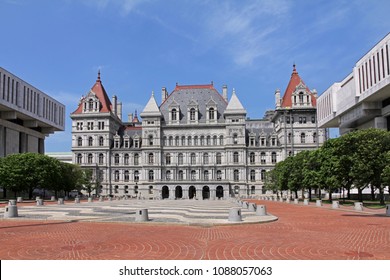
[97,69,101,81]
[152,90,154,97]
[135,109,138,117]
[211,81,213,85]
[292,63,297,74]
[232,88,236,95]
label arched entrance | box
[216,186,224,199]
[162,186,169,199]
[202,186,210,200]
[189,186,196,199]
[175,186,183,199]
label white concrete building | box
[317,33,390,134]
[71,66,324,199]
[0,67,65,157]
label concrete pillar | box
[286,198,291,203]
[36,199,44,206]
[294,198,299,204]
[256,205,267,216]
[88,197,93,203]
[4,205,18,218]
[303,199,309,205]
[8,200,17,206]
[354,202,363,211]
[58,198,64,205]
[332,201,340,209]
[316,200,322,207]
[228,208,242,222]
[17,197,23,203]
[135,209,149,222]
[51,196,56,201]
[279,197,284,202]
[75,197,80,204]
[242,201,249,209]
[99,196,104,202]
[386,205,390,217]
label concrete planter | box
[332,201,340,209]
[135,209,149,222]
[316,200,322,207]
[354,202,363,211]
[256,205,267,216]
[228,208,242,222]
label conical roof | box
[140,92,162,117]
[280,64,316,108]
[224,89,247,115]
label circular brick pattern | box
[0,200,389,259]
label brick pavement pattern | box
[0,200,389,260]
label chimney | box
[161,87,168,104]
[275,89,281,109]
[117,102,122,120]
[312,89,318,99]
[222,85,228,102]
[128,113,133,122]
[112,95,117,115]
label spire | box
[224,88,247,115]
[140,91,162,118]
[97,69,101,82]
[292,63,298,75]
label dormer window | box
[83,93,100,113]
[171,108,177,121]
[209,107,215,120]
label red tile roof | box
[280,65,316,108]
[72,71,112,114]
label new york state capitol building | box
[71,66,326,199]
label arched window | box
[76,153,82,164]
[114,170,120,181]
[299,92,304,104]
[134,153,139,165]
[217,170,222,181]
[114,153,119,165]
[288,133,292,144]
[191,170,196,180]
[203,153,209,164]
[77,137,82,146]
[190,108,196,121]
[166,170,171,181]
[206,135,211,145]
[261,152,266,164]
[87,153,93,164]
[194,136,198,146]
[250,170,256,181]
[124,171,129,182]
[271,152,277,164]
[148,170,154,181]
[234,170,239,181]
[98,153,104,165]
[233,152,239,163]
[191,153,196,165]
[250,152,255,164]
[171,108,177,121]
[178,153,184,165]
[261,169,266,181]
[181,136,185,146]
[219,135,224,145]
[178,170,184,181]
[99,136,104,146]
[148,153,154,164]
[134,170,139,182]
[88,99,94,110]
[169,136,173,146]
[175,136,179,146]
[124,154,129,165]
[188,136,192,146]
[216,153,222,164]
[209,107,215,120]
[204,170,209,181]
[213,135,218,145]
[88,136,93,147]
[301,133,306,144]
[166,153,171,165]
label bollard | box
[279,197,284,202]
[75,197,80,204]
[386,205,390,217]
[17,197,23,203]
[8,200,17,206]
[4,205,18,218]
[51,196,56,201]
[99,196,104,202]
[286,198,291,204]
[354,202,363,211]
[303,199,309,205]
[108,196,113,201]
[273,196,278,201]
[332,201,340,209]
[36,199,44,206]
[135,209,149,222]
[248,203,257,212]
[256,205,267,216]
[316,200,322,207]
[58,198,64,205]
[242,201,249,209]
[228,208,242,222]
[88,197,93,203]
[294,198,299,204]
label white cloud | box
[79,0,147,15]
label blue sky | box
[1,0,390,152]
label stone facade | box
[0,67,65,157]
[71,66,325,199]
